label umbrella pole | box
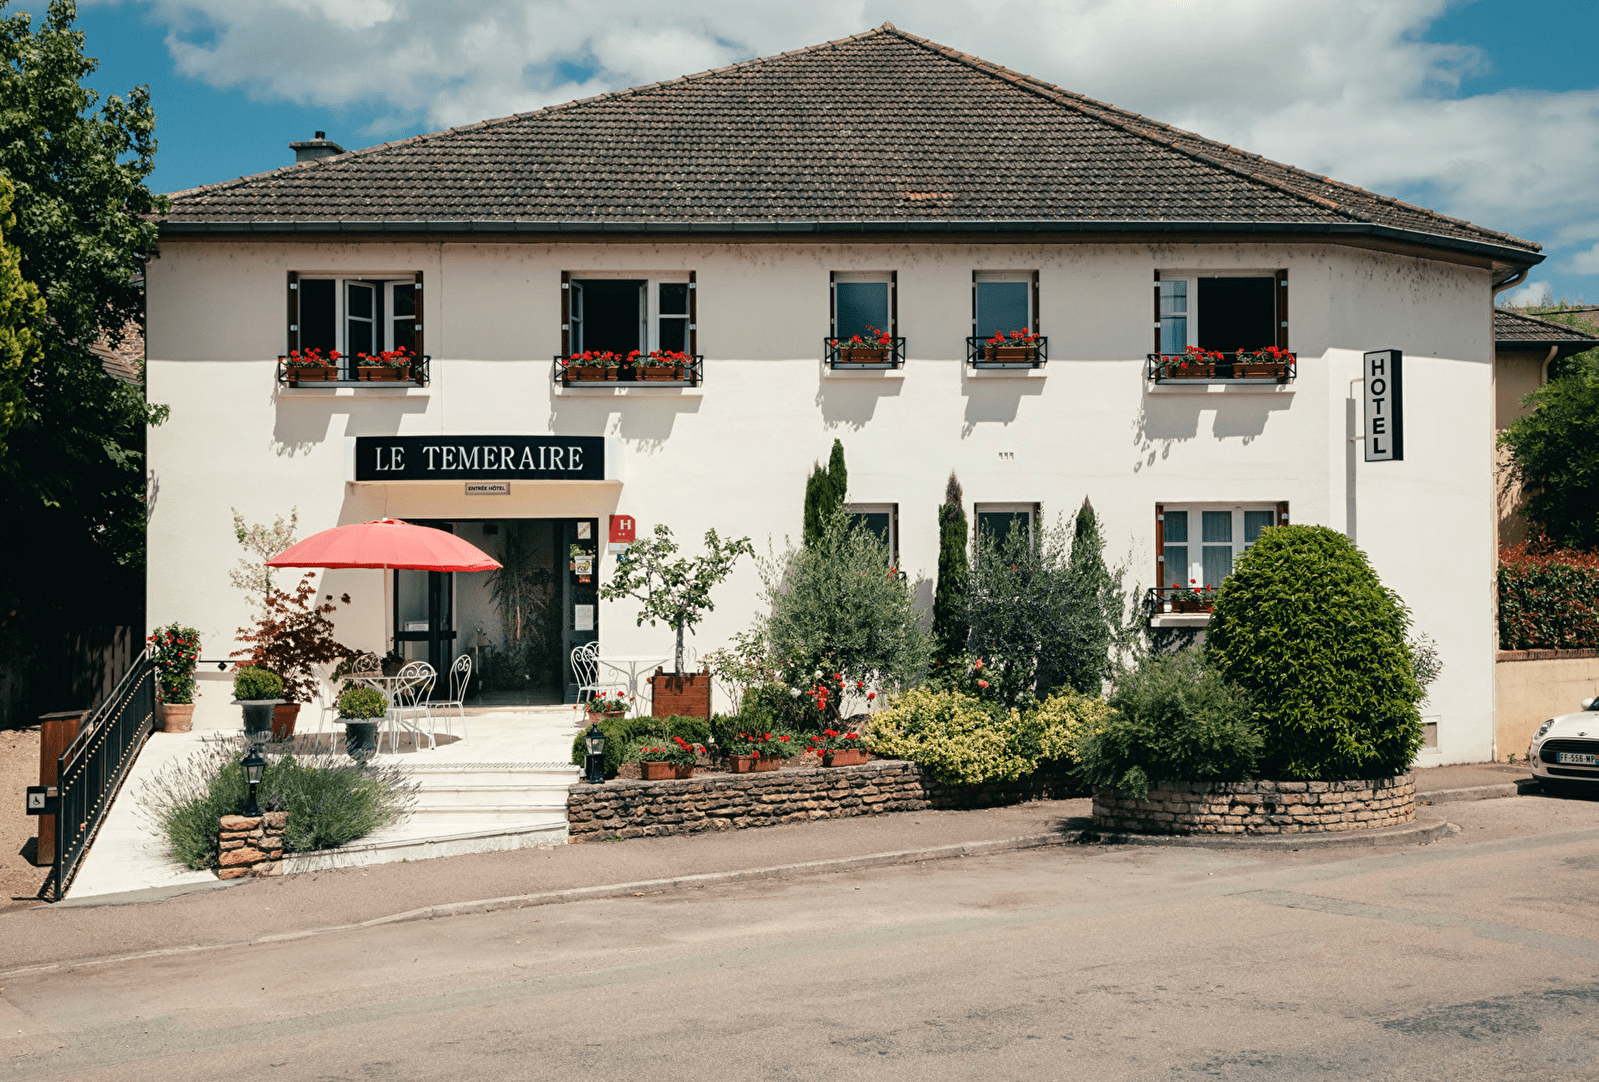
[383,564,392,658]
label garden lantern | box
[584,722,606,784]
[242,747,266,816]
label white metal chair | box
[385,661,437,752]
[430,653,472,743]
[311,679,340,752]
[571,641,624,706]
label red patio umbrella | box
[266,518,501,653]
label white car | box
[1529,696,1599,790]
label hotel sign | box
[352,435,608,482]
[1362,350,1404,462]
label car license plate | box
[1556,751,1598,765]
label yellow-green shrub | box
[1027,689,1113,766]
[870,687,1107,785]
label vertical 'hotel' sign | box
[1363,350,1404,462]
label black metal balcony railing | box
[1143,586,1218,618]
[1146,352,1296,384]
[552,354,704,387]
[966,336,1049,369]
[277,355,431,387]
[824,337,907,369]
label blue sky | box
[34,0,1599,305]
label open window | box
[845,503,899,567]
[285,271,425,384]
[1155,269,1288,355]
[561,272,697,356]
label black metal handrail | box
[967,336,1048,368]
[1143,586,1218,617]
[277,354,431,387]
[1146,352,1296,384]
[552,354,705,387]
[824,337,907,369]
[48,646,155,901]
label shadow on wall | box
[272,396,432,458]
[960,371,1046,437]
[547,394,702,454]
[816,368,903,430]
[1133,394,1291,472]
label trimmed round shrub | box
[1205,525,1423,780]
[232,665,283,701]
[1078,650,1259,798]
[336,686,387,720]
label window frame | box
[844,502,899,568]
[973,502,1039,549]
[561,270,696,357]
[830,270,897,340]
[1155,501,1288,595]
[972,270,1037,339]
[285,270,424,383]
[1153,268,1288,355]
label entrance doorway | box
[395,518,598,706]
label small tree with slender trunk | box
[601,525,754,674]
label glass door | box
[394,566,456,694]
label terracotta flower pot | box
[287,367,338,383]
[357,365,411,382]
[753,755,781,772]
[727,754,757,773]
[272,703,301,741]
[635,365,685,381]
[1235,362,1288,380]
[1164,363,1214,379]
[640,761,676,780]
[984,346,1037,364]
[566,365,615,383]
[824,748,869,766]
[157,702,195,733]
[838,347,888,365]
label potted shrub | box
[336,685,388,763]
[634,735,703,780]
[149,623,201,733]
[232,666,284,742]
[808,728,869,766]
[586,689,631,722]
[379,649,405,677]
[1234,345,1295,380]
[233,573,355,740]
[831,325,893,365]
[983,329,1041,364]
[1161,345,1224,379]
[634,349,690,381]
[282,348,342,384]
[355,347,416,382]
[600,524,754,720]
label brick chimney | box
[289,131,344,164]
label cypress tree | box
[826,438,848,510]
[802,439,848,546]
[931,471,969,663]
[1060,497,1116,694]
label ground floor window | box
[975,502,1037,548]
[845,503,899,566]
[1156,502,1287,591]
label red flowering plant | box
[986,329,1041,350]
[284,348,339,369]
[633,735,703,766]
[830,325,894,352]
[1161,345,1226,369]
[355,347,416,370]
[640,349,692,368]
[1236,345,1296,366]
[148,623,201,704]
[1168,578,1218,610]
[586,689,631,718]
[807,728,864,753]
[735,731,803,759]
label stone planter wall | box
[216,812,287,878]
[567,759,1073,842]
[1092,775,1414,835]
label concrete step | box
[411,784,575,808]
[280,820,568,873]
[404,807,570,829]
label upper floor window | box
[973,271,1035,339]
[290,272,422,362]
[562,272,696,357]
[831,271,896,341]
[1156,270,1287,355]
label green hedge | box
[1498,544,1599,650]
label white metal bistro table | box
[594,654,672,716]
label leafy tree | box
[1057,498,1119,694]
[0,175,42,453]
[931,471,969,664]
[1205,525,1423,780]
[0,0,167,660]
[802,438,848,546]
[231,575,355,705]
[601,525,754,674]
[1499,346,1599,550]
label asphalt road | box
[3,792,1599,1081]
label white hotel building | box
[146,24,1544,764]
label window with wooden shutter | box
[1275,269,1289,350]
[688,270,697,356]
[286,271,299,354]
[409,270,424,357]
[1276,501,1290,526]
[1154,502,1166,588]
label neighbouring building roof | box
[88,326,144,385]
[161,23,1541,268]
[1494,308,1599,355]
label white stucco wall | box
[146,237,1496,762]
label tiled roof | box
[162,24,1541,262]
[1495,308,1599,346]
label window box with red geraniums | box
[725,731,800,772]
[586,689,631,720]
[808,729,869,766]
[282,348,342,384]
[561,351,624,383]
[1160,345,1224,379]
[635,349,691,382]
[1234,345,1295,381]
[984,329,1041,365]
[1168,579,1218,614]
[356,348,417,382]
[634,735,704,780]
[830,325,894,366]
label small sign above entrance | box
[351,435,608,482]
[465,482,510,495]
[609,514,636,553]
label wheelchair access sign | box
[25,786,59,816]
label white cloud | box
[124,0,1599,259]
[1504,280,1553,307]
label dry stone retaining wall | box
[216,812,287,877]
[567,759,1070,842]
[1092,775,1415,835]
